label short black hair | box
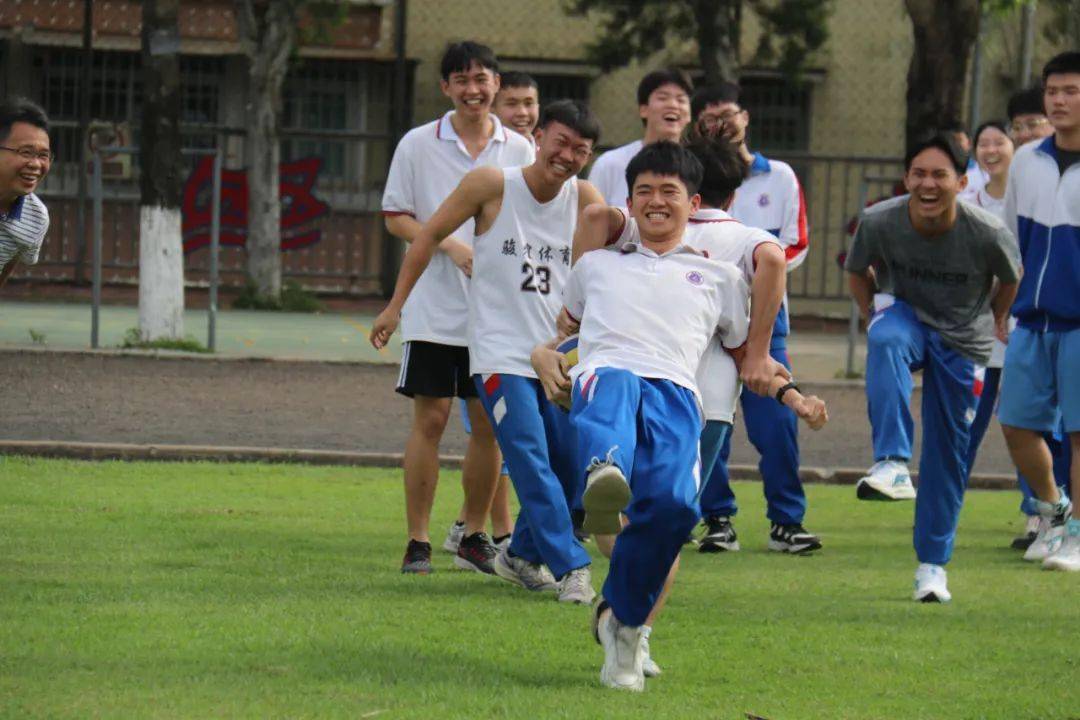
[904,132,967,175]
[636,69,693,106]
[1042,51,1080,85]
[0,96,49,144]
[685,136,746,208]
[972,120,1012,149]
[625,141,703,197]
[498,71,538,93]
[440,41,498,80]
[1006,86,1046,120]
[537,99,600,144]
[691,82,741,120]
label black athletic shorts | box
[396,341,478,399]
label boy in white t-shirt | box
[381,42,535,576]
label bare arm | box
[0,259,17,289]
[572,200,624,264]
[740,242,790,395]
[385,211,473,274]
[991,281,1019,343]
[370,168,502,348]
[848,271,875,321]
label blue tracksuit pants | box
[865,299,980,566]
[699,341,806,524]
[965,368,1072,516]
[571,367,702,627]
[474,374,590,579]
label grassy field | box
[0,457,1076,719]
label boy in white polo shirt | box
[372,101,606,603]
[382,42,535,575]
[0,97,51,289]
[587,69,692,206]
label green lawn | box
[0,457,1075,719]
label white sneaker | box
[592,601,644,692]
[1042,520,1080,572]
[442,521,466,553]
[493,534,512,554]
[641,635,662,678]
[582,451,631,535]
[493,547,558,592]
[856,460,916,501]
[913,563,951,603]
[1023,517,1064,562]
[558,566,596,605]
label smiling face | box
[974,126,1014,181]
[639,83,691,142]
[628,170,699,244]
[534,120,593,184]
[904,147,966,228]
[493,85,539,138]
[440,61,499,121]
[1045,72,1080,134]
[0,121,51,202]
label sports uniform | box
[846,195,1021,567]
[706,153,809,526]
[587,140,644,206]
[382,111,534,398]
[469,167,592,581]
[564,240,749,627]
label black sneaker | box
[454,532,497,574]
[699,516,740,553]
[401,539,432,574]
[767,523,822,554]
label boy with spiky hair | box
[0,97,51,289]
[381,41,534,576]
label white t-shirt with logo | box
[382,111,535,346]
[610,207,780,421]
[469,167,578,377]
[562,240,749,414]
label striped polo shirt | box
[0,192,49,270]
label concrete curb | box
[0,440,1018,490]
[0,345,374,366]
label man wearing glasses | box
[1007,86,1055,147]
[0,97,51,289]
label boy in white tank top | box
[372,101,606,603]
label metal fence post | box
[91,151,103,349]
[208,149,222,352]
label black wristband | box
[775,381,800,404]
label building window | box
[534,74,590,105]
[739,76,811,153]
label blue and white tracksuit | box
[998,137,1080,437]
[866,298,982,565]
[701,153,809,525]
[571,368,702,626]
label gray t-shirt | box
[845,195,1021,364]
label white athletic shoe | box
[592,601,645,692]
[558,566,596,605]
[582,450,631,535]
[1024,517,1065,562]
[913,563,951,603]
[856,460,916,501]
[493,547,558,592]
[641,634,662,678]
[1042,520,1080,572]
[442,521,466,553]
[493,534,512,554]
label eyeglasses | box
[1010,118,1049,134]
[0,146,54,163]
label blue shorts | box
[998,326,1080,434]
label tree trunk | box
[694,0,741,85]
[903,0,981,151]
[237,0,298,302]
[139,0,185,340]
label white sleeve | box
[776,164,809,270]
[588,152,619,207]
[562,257,589,323]
[382,132,415,216]
[608,207,638,251]
[1004,155,1019,241]
[715,265,750,350]
[741,227,782,283]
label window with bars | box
[739,76,811,153]
[533,74,590,106]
